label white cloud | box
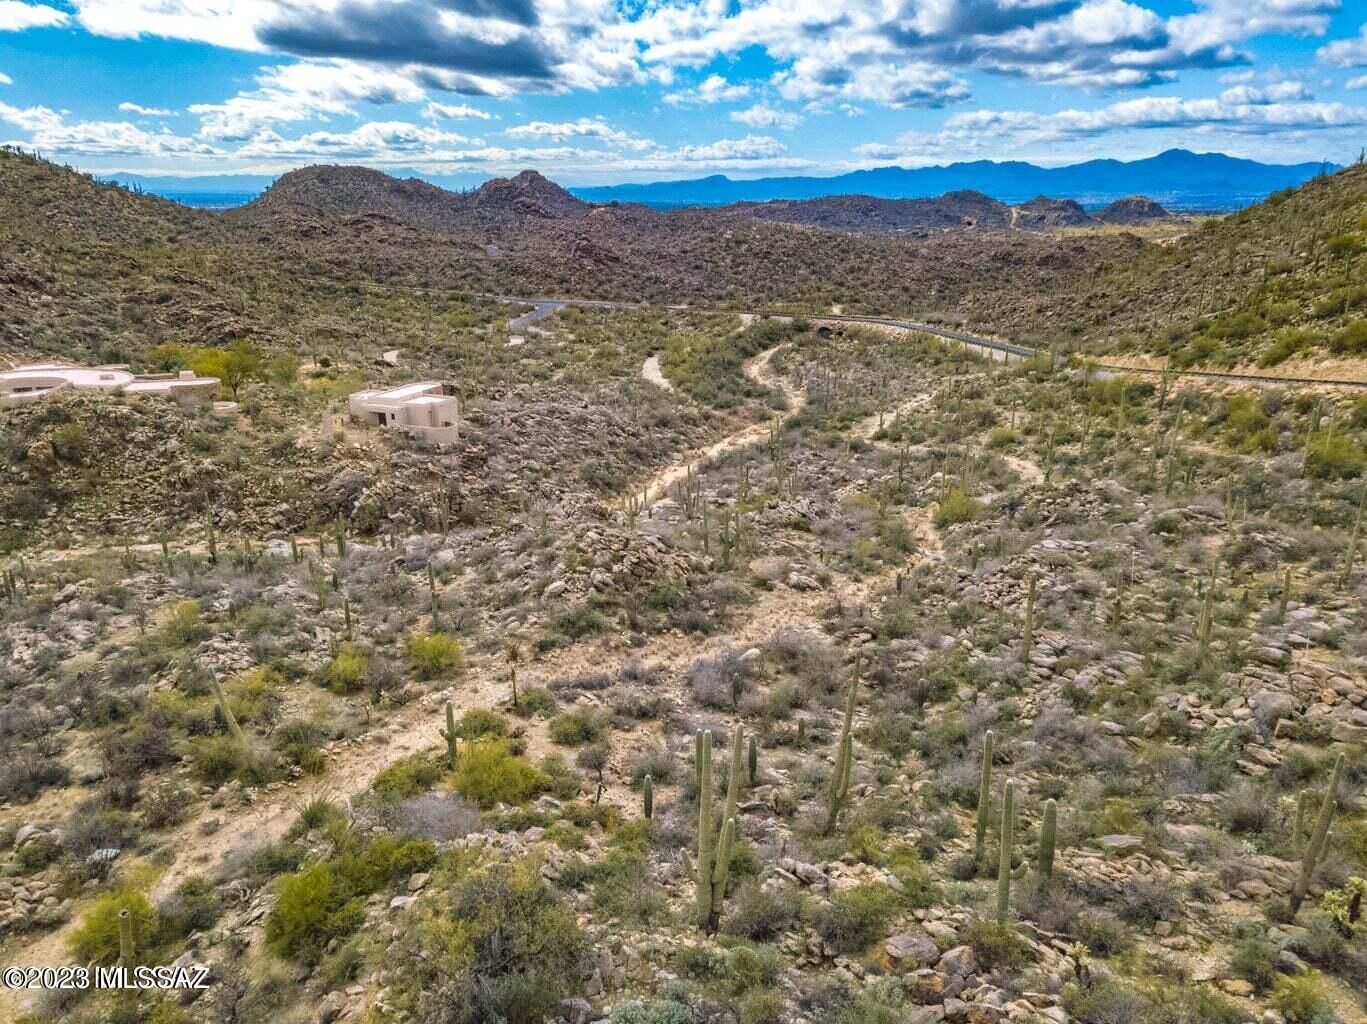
[730,104,800,129]
[674,134,785,161]
[505,117,655,150]
[777,60,970,109]
[1318,25,1367,69]
[0,1,67,32]
[1218,80,1311,104]
[190,60,426,140]
[1348,74,1367,90]
[879,93,1367,162]
[424,102,495,120]
[0,102,220,156]
[119,102,178,116]
[235,120,473,159]
[0,71,11,85]
[665,73,751,105]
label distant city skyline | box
[1,0,1365,182]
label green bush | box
[813,883,899,954]
[162,876,222,937]
[1231,934,1278,993]
[451,739,549,808]
[372,752,445,801]
[265,863,363,964]
[1305,432,1366,480]
[959,919,1028,971]
[387,860,585,1024]
[548,708,607,746]
[934,487,981,528]
[68,886,160,965]
[323,642,369,694]
[406,632,465,680]
[455,708,508,739]
[724,880,802,941]
[1272,973,1335,1024]
[189,735,247,785]
[160,600,207,647]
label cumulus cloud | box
[424,101,496,120]
[0,71,11,85]
[0,1,67,31]
[777,60,970,108]
[1348,74,1367,90]
[730,104,800,129]
[119,102,178,116]
[673,134,785,161]
[235,120,474,159]
[0,102,221,156]
[664,73,751,104]
[1318,25,1367,69]
[505,117,656,149]
[880,92,1367,161]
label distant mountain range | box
[572,150,1337,210]
[106,149,1337,212]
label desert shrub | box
[548,708,607,746]
[188,735,247,785]
[959,919,1028,972]
[1305,433,1366,480]
[160,876,222,937]
[590,845,668,925]
[813,883,899,954]
[386,860,585,1024]
[395,792,481,841]
[372,752,446,801]
[1272,973,1335,1024]
[724,880,803,941]
[265,863,364,964]
[454,708,508,739]
[451,739,548,808]
[934,487,981,527]
[323,643,369,694]
[1230,934,1278,993]
[510,687,557,718]
[406,632,465,680]
[68,886,160,965]
[160,600,207,647]
[687,647,752,709]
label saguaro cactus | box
[1021,576,1036,665]
[643,774,654,820]
[974,730,996,866]
[1293,790,1310,858]
[343,597,353,641]
[334,513,347,558]
[823,673,859,834]
[439,701,459,769]
[996,779,1016,924]
[1039,798,1057,883]
[1278,566,1293,623]
[209,676,248,748]
[205,507,218,564]
[1342,485,1366,587]
[686,730,738,933]
[1290,754,1345,916]
[118,908,134,967]
[748,735,758,786]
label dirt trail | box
[641,354,672,391]
[638,344,802,503]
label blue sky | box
[0,0,1364,183]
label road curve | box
[478,292,1367,390]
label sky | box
[0,0,1364,184]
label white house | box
[0,363,222,409]
[347,381,459,444]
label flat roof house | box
[347,381,459,444]
[0,363,222,409]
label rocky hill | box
[737,191,1012,231]
[1096,196,1172,225]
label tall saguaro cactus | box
[1341,485,1366,587]
[1290,755,1345,916]
[334,513,347,559]
[996,779,1016,924]
[823,672,859,834]
[210,676,248,748]
[1038,798,1057,883]
[439,701,459,769]
[643,774,653,820]
[974,730,996,866]
[687,730,738,933]
[1021,576,1036,665]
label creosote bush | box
[450,739,549,808]
[405,631,465,680]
